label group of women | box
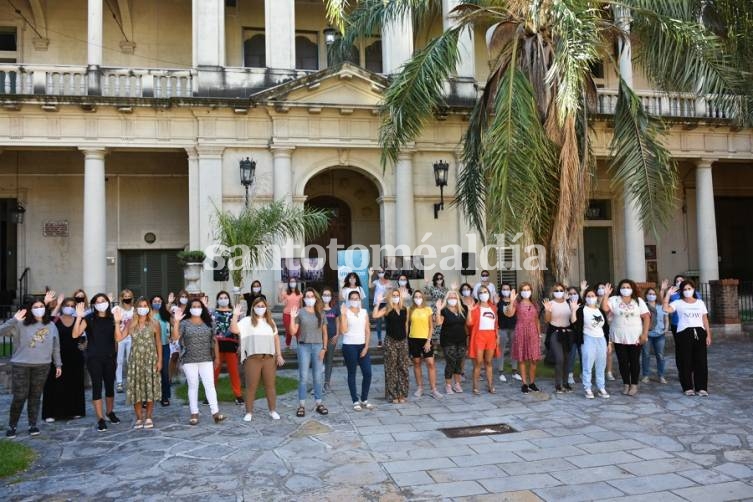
[1,271,712,438]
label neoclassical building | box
[0,0,751,307]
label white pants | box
[182,361,219,414]
[115,336,132,384]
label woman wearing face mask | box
[42,298,85,423]
[370,268,392,347]
[172,300,225,425]
[407,290,442,399]
[119,298,162,429]
[278,278,303,351]
[341,272,366,303]
[594,282,616,381]
[508,283,541,393]
[321,287,340,392]
[243,280,267,317]
[642,287,669,384]
[212,291,243,405]
[373,289,410,403]
[601,281,650,396]
[466,286,500,394]
[663,280,711,396]
[73,294,123,432]
[435,290,467,394]
[2,301,61,438]
[544,283,575,393]
[566,287,582,386]
[340,291,374,410]
[150,295,173,406]
[396,274,413,307]
[425,272,448,343]
[460,283,475,308]
[231,299,284,421]
[496,283,517,383]
[572,288,610,399]
[114,289,135,393]
[472,270,498,303]
[289,288,329,417]
[72,289,91,317]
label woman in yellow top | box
[408,290,442,399]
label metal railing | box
[739,281,753,323]
[18,267,30,304]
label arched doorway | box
[304,168,382,291]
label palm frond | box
[324,0,351,33]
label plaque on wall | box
[43,220,69,237]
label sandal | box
[144,418,154,429]
[296,406,306,417]
[315,404,329,415]
[189,414,199,426]
[472,388,480,395]
[488,386,496,394]
[352,402,362,411]
[133,420,143,429]
[212,413,226,423]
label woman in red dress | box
[508,282,542,393]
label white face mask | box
[94,302,109,312]
[646,294,657,302]
[461,289,471,297]
[254,306,267,316]
[597,288,605,297]
[349,300,360,308]
[62,306,76,316]
[136,307,150,316]
[398,280,407,287]
[520,291,532,299]
[620,288,633,297]
[481,276,489,282]
[501,290,511,297]
[304,298,316,307]
[179,297,188,305]
[322,295,332,303]
[569,294,579,303]
[391,296,400,304]
[31,307,46,318]
[479,293,490,302]
[217,298,230,307]
[553,291,565,299]
[413,297,424,306]
[585,297,598,306]
[189,308,203,317]
[682,289,695,299]
[447,298,458,307]
[289,282,297,289]
[377,272,385,278]
[252,287,261,294]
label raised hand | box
[75,303,86,318]
[450,281,458,291]
[233,304,243,317]
[290,307,299,318]
[13,309,26,321]
[667,285,678,297]
[542,299,552,312]
[660,278,669,291]
[375,293,384,305]
[510,289,518,302]
[56,292,65,306]
[44,290,56,305]
[201,295,209,308]
[173,309,185,323]
[113,307,123,324]
[569,300,579,312]
[435,298,445,311]
[603,283,613,297]
[107,292,114,303]
[580,280,588,291]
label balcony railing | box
[595,88,737,121]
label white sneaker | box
[44,418,55,423]
[512,373,523,381]
[597,389,610,399]
[361,401,375,410]
[606,372,615,381]
[659,377,668,384]
[243,413,253,422]
[499,374,507,383]
[414,388,423,398]
[641,376,650,384]
[269,411,281,420]
[445,384,454,394]
[585,389,594,399]
[567,373,575,385]
[431,389,443,399]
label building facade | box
[0,0,751,306]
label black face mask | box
[122,298,133,305]
[75,297,85,303]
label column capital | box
[270,145,295,158]
[397,151,415,162]
[78,147,108,159]
[695,158,715,169]
[195,145,225,158]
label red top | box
[467,304,501,359]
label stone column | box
[696,159,719,284]
[87,0,103,95]
[186,148,200,250]
[709,279,741,333]
[272,146,294,204]
[617,7,646,281]
[196,146,224,299]
[192,0,225,67]
[442,0,475,78]
[265,0,295,70]
[394,152,416,253]
[382,14,413,74]
[80,148,107,294]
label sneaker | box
[202,398,209,406]
[243,413,253,422]
[499,373,507,383]
[585,389,595,399]
[528,383,540,392]
[555,385,565,394]
[622,385,630,395]
[6,426,17,438]
[413,388,423,398]
[353,402,362,411]
[597,388,610,399]
[28,425,40,436]
[143,419,154,429]
[160,399,170,407]
[698,390,709,397]
[445,384,454,395]
[97,419,108,432]
[641,376,650,384]
[512,372,523,381]
[627,384,638,396]
[234,397,245,405]
[606,372,615,381]
[453,383,463,393]
[361,401,375,410]
[269,411,281,420]
[106,412,121,424]
[116,383,124,393]
[563,383,573,393]
[323,383,331,393]
[44,417,55,423]
[377,340,383,347]
[431,389,443,399]
[567,373,575,385]
[659,376,668,384]
[133,420,144,429]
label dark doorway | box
[716,197,753,281]
[0,199,18,317]
[119,250,183,299]
[306,196,351,291]
[583,227,613,284]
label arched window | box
[365,40,382,73]
[295,36,319,70]
[244,34,265,68]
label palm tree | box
[214,202,331,291]
[326,0,751,285]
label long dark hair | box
[613,279,641,303]
[187,299,213,328]
[397,274,413,294]
[23,299,51,325]
[343,272,362,288]
[150,295,171,323]
[88,293,113,326]
[216,290,233,309]
[303,287,323,324]
[431,272,445,287]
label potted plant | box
[177,250,206,294]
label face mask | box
[217,298,230,307]
[189,308,203,317]
[122,298,133,305]
[461,289,471,297]
[398,280,407,287]
[152,303,162,311]
[520,291,532,299]
[597,288,605,296]
[349,278,356,285]
[348,300,360,308]
[447,299,458,307]
[436,278,444,284]
[479,293,490,302]
[481,276,489,282]
[31,307,46,318]
[676,280,684,287]
[620,288,633,297]
[391,296,400,304]
[137,307,150,316]
[254,306,267,316]
[289,282,297,289]
[252,287,261,294]
[94,302,109,312]
[501,290,511,298]
[304,298,316,307]
[553,291,565,299]
[413,297,424,305]
[682,289,695,299]
[75,297,85,304]
[378,272,385,278]
[646,294,657,302]
[62,306,76,316]
[585,297,598,306]
[322,295,332,303]
[569,294,579,303]
[179,297,188,305]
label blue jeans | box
[161,344,171,400]
[581,336,607,391]
[374,312,384,343]
[567,343,582,374]
[342,343,372,403]
[641,334,666,377]
[297,343,324,402]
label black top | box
[440,307,468,346]
[384,308,407,341]
[497,299,516,329]
[243,292,267,317]
[84,314,116,358]
[56,319,84,366]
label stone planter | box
[183,262,203,294]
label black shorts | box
[408,338,434,359]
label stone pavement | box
[2,339,753,501]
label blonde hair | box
[442,289,465,318]
[386,289,404,314]
[119,289,134,301]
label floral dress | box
[425,285,448,340]
[512,301,541,362]
[126,322,161,404]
